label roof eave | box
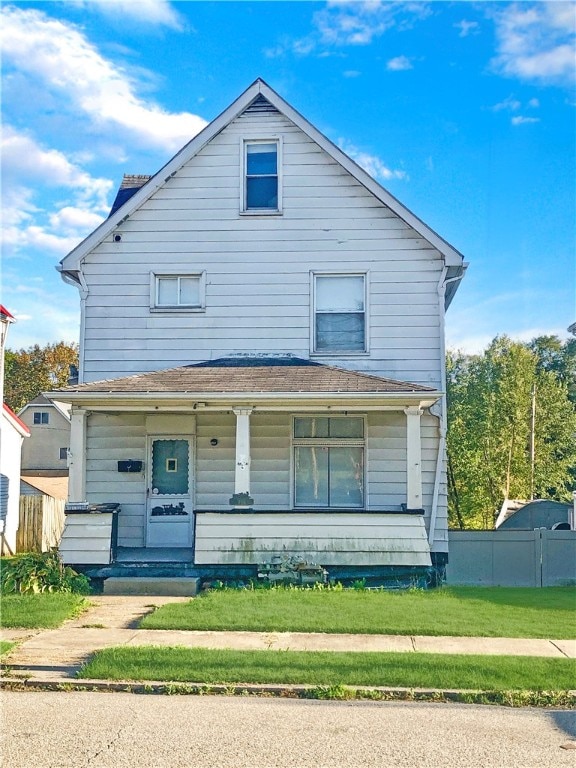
[44,389,441,410]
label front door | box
[146,437,193,547]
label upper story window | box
[313,273,367,353]
[33,412,49,425]
[243,140,281,213]
[151,272,206,312]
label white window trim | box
[150,271,206,313]
[239,137,283,215]
[310,271,369,356]
[291,414,367,510]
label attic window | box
[242,140,282,214]
[151,272,206,312]
[33,412,49,425]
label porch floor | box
[115,547,194,563]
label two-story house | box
[50,79,466,585]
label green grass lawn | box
[78,646,576,691]
[0,640,15,656]
[140,586,576,639]
[0,594,89,628]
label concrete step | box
[103,576,199,596]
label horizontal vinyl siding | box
[86,413,147,547]
[81,109,443,386]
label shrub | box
[0,551,90,595]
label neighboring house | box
[50,79,467,584]
[495,499,573,531]
[18,395,71,473]
[1,404,30,554]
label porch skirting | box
[194,511,431,568]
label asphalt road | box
[2,691,575,768]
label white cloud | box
[343,70,362,78]
[1,127,113,210]
[454,20,480,38]
[338,139,407,181]
[0,6,207,151]
[387,55,413,71]
[511,116,540,126]
[49,207,105,234]
[1,128,110,258]
[491,2,576,85]
[491,95,522,112]
[73,0,184,30]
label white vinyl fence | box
[446,529,576,587]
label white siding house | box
[50,79,466,585]
[19,395,71,473]
[1,404,30,554]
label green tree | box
[447,336,576,529]
[529,335,576,404]
[4,341,78,412]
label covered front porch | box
[51,357,447,584]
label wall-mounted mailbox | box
[117,460,143,473]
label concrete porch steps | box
[103,576,200,596]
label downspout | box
[77,271,89,384]
[428,268,462,547]
[58,267,88,384]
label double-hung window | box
[313,273,367,353]
[151,273,205,311]
[243,140,280,212]
[293,416,365,509]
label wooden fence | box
[17,495,66,553]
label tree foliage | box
[4,341,78,413]
[447,336,576,529]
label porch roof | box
[47,357,440,408]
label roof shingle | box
[57,357,436,396]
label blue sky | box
[1,0,574,353]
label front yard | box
[0,594,89,628]
[140,586,576,639]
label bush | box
[0,551,90,595]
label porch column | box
[68,407,88,502]
[404,406,423,510]
[232,407,253,505]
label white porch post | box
[68,408,88,502]
[233,407,252,502]
[404,406,423,510]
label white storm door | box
[146,437,193,547]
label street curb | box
[1,676,575,708]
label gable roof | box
[46,357,440,407]
[18,394,71,422]
[58,78,466,287]
[2,403,31,437]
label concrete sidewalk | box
[1,595,575,684]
